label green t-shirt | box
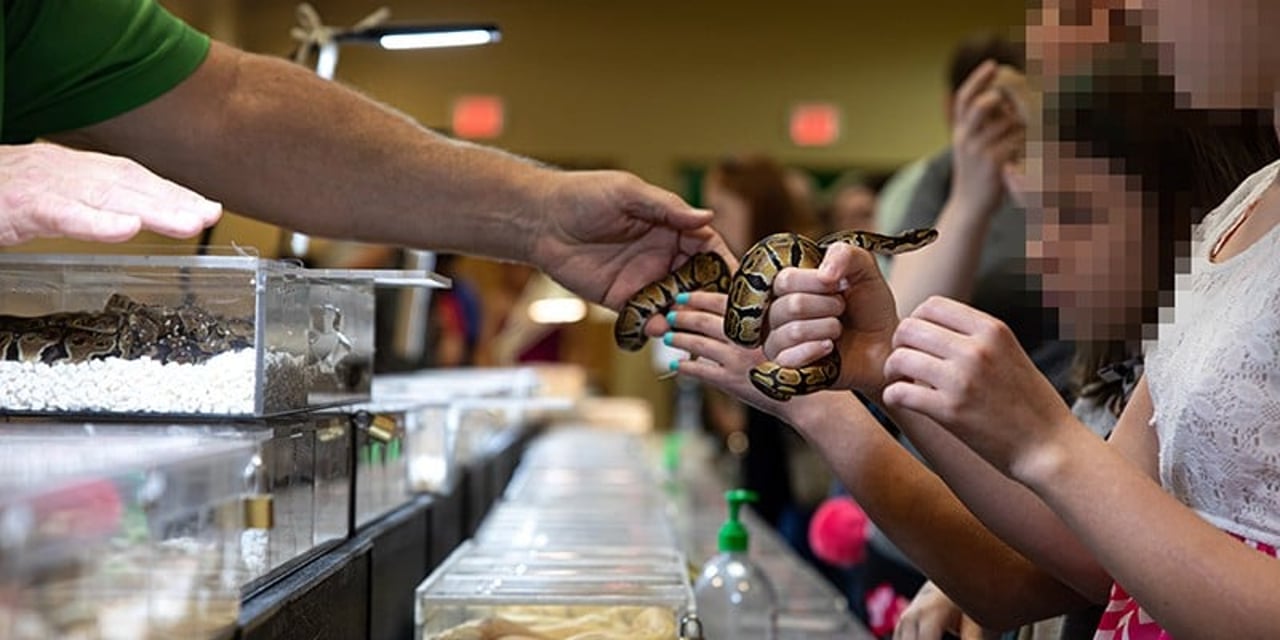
[2,0,210,143]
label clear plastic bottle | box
[693,489,778,639]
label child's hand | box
[763,243,901,397]
[882,296,1076,477]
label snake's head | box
[901,228,939,250]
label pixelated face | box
[1025,143,1154,341]
[1026,0,1123,78]
[1129,0,1277,108]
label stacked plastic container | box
[0,253,411,417]
[348,367,573,526]
[0,250,446,635]
[0,433,258,639]
[416,542,697,639]
[415,428,701,639]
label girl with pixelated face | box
[667,6,1280,635]
[665,70,1276,640]
[743,2,1280,638]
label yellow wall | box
[231,0,1024,188]
[226,1,1024,416]
[14,0,1024,422]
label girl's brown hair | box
[1047,47,1279,412]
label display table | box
[236,431,525,640]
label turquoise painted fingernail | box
[668,359,680,372]
[675,292,690,305]
[666,311,677,325]
[663,332,674,346]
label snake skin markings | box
[615,228,938,400]
[0,295,310,414]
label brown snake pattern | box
[613,228,939,401]
[0,294,254,365]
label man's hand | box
[0,143,221,246]
[529,170,729,310]
[762,243,900,397]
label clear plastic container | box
[229,415,353,585]
[0,252,445,416]
[446,546,688,580]
[366,381,459,495]
[373,369,574,463]
[343,407,412,528]
[518,428,653,471]
[405,403,455,495]
[475,499,679,551]
[0,433,258,640]
[0,417,354,588]
[415,542,700,640]
[504,466,664,503]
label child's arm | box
[884,295,1280,638]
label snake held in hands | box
[614,228,939,401]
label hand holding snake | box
[614,228,937,400]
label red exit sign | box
[789,102,841,147]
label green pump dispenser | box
[696,488,778,638]
[717,489,757,553]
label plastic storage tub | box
[0,252,444,417]
[415,542,700,640]
[0,433,259,639]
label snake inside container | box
[0,294,254,366]
[613,228,938,401]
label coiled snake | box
[0,294,253,365]
[614,228,938,401]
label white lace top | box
[1145,158,1280,547]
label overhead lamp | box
[282,4,501,266]
[291,5,501,81]
[348,25,501,51]
[282,4,498,366]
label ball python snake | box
[614,228,938,401]
[0,294,254,366]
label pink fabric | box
[1093,532,1278,639]
[866,582,909,637]
[808,495,870,568]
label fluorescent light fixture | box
[528,297,588,325]
[338,23,501,50]
[380,29,498,50]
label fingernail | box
[668,359,680,372]
[666,311,677,325]
[192,199,223,219]
[837,278,850,292]
[675,292,690,305]
[663,332,674,346]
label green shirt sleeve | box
[3,0,211,143]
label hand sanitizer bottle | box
[693,489,778,639]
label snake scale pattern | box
[0,294,254,365]
[614,228,939,401]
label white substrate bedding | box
[0,349,308,415]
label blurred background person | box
[811,32,1072,635]
[823,169,880,233]
[698,154,833,556]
